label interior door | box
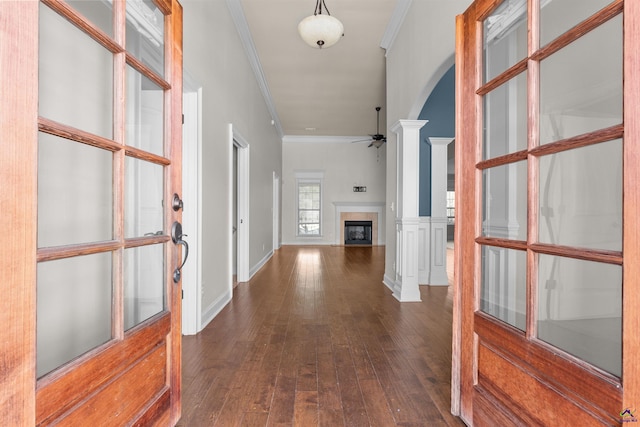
[0,0,183,424]
[454,0,639,425]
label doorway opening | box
[230,125,250,286]
[273,172,280,252]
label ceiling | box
[237,0,398,140]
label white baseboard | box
[383,273,398,293]
[280,240,333,246]
[200,290,232,331]
[250,250,273,279]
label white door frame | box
[229,124,250,284]
[273,171,280,251]
[181,74,202,335]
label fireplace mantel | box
[333,202,385,245]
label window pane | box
[537,254,621,377]
[125,158,164,238]
[540,0,613,47]
[37,253,112,378]
[538,139,622,251]
[126,65,164,156]
[38,133,113,247]
[483,72,527,159]
[299,210,320,224]
[480,246,526,331]
[540,15,622,145]
[124,244,165,330]
[482,161,527,241]
[483,0,527,83]
[39,3,113,138]
[67,0,113,37]
[299,223,320,236]
[126,0,164,78]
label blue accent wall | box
[418,65,455,216]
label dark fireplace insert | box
[344,220,373,245]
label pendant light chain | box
[314,0,332,16]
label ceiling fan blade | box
[351,138,373,143]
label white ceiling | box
[237,0,398,139]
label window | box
[446,190,455,225]
[296,172,323,236]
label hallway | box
[178,245,463,426]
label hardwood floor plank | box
[245,343,282,412]
[293,391,319,426]
[239,411,270,427]
[333,343,370,425]
[179,245,464,426]
[358,378,398,426]
[316,352,341,407]
[318,409,345,427]
[267,375,296,425]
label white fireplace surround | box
[333,202,385,245]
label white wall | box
[282,141,386,245]
[182,0,282,326]
[384,0,472,283]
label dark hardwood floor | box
[178,245,463,426]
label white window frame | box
[295,171,323,237]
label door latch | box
[171,221,189,283]
[172,193,184,212]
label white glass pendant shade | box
[298,14,344,48]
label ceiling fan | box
[352,106,386,148]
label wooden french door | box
[454,0,640,425]
[0,0,183,425]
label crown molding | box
[380,0,412,55]
[226,0,284,138]
[283,135,372,144]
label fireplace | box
[334,202,384,246]
[344,220,373,245]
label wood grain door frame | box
[0,0,183,424]
[452,0,640,424]
[0,2,39,424]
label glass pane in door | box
[39,3,113,138]
[540,0,613,47]
[66,0,114,37]
[124,244,165,330]
[483,72,527,159]
[538,139,622,251]
[482,161,527,241]
[125,157,164,238]
[539,15,622,145]
[126,65,164,156]
[483,0,527,83]
[480,246,527,331]
[37,252,112,378]
[38,133,113,248]
[126,0,165,77]
[537,254,621,377]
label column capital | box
[390,119,428,134]
[427,136,454,146]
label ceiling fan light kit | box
[298,0,344,49]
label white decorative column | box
[391,120,427,301]
[427,137,454,285]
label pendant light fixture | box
[298,0,344,49]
